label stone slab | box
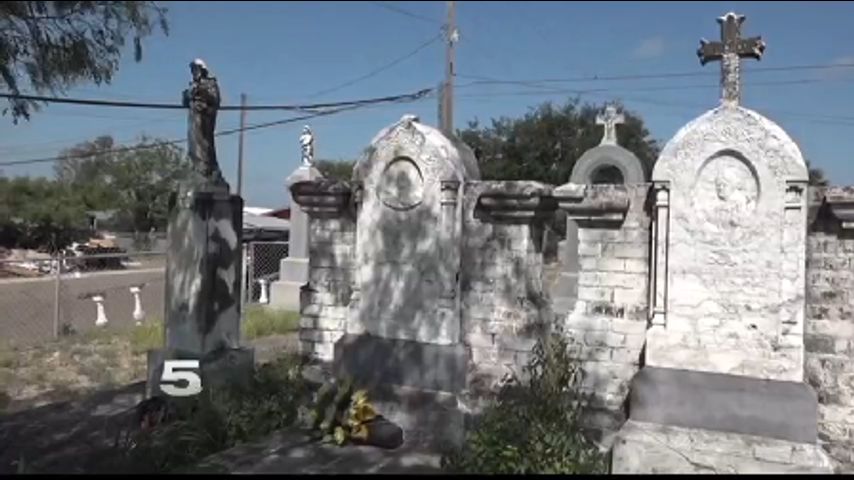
[145,347,255,399]
[268,280,303,311]
[628,367,819,444]
[333,333,466,393]
[190,429,443,474]
[278,257,309,283]
[612,420,833,474]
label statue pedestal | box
[146,188,254,398]
[269,165,322,312]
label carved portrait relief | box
[692,151,760,234]
[377,157,425,211]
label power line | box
[369,1,441,24]
[457,62,854,87]
[0,88,434,112]
[456,77,850,99]
[305,33,443,100]
[0,88,434,167]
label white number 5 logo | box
[160,360,203,397]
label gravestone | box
[551,105,646,314]
[613,13,831,473]
[146,59,252,398]
[333,114,479,448]
[269,128,323,311]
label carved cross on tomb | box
[697,12,766,106]
[596,104,625,146]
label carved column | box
[649,184,670,327]
[440,181,461,316]
[348,181,364,328]
[778,181,808,375]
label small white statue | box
[299,125,314,166]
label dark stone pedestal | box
[146,187,252,399]
[145,347,255,398]
[331,334,467,452]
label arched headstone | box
[613,14,831,475]
[569,105,647,185]
[348,114,479,344]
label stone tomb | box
[294,115,480,448]
[613,12,831,473]
[551,104,647,314]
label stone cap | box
[554,183,631,223]
[823,186,854,229]
[290,180,352,216]
[475,181,556,223]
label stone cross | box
[697,12,766,106]
[596,104,625,146]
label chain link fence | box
[243,241,289,305]
[0,251,167,347]
[0,240,289,348]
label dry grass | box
[242,306,300,340]
[0,326,154,414]
[0,308,300,415]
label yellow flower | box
[352,389,369,405]
[334,426,347,445]
[353,403,377,422]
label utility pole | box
[440,0,457,135]
[237,93,247,196]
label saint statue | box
[299,125,314,166]
[182,58,225,186]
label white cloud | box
[633,36,666,59]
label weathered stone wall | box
[564,184,651,442]
[460,181,553,392]
[805,186,854,472]
[299,215,355,361]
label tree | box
[806,159,829,187]
[315,159,355,182]
[0,176,88,251]
[55,135,189,235]
[458,98,660,184]
[1,1,169,122]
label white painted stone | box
[92,295,108,327]
[129,286,145,325]
[647,105,809,382]
[350,115,479,345]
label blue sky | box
[2,1,853,208]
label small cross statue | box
[596,104,625,146]
[697,12,766,106]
